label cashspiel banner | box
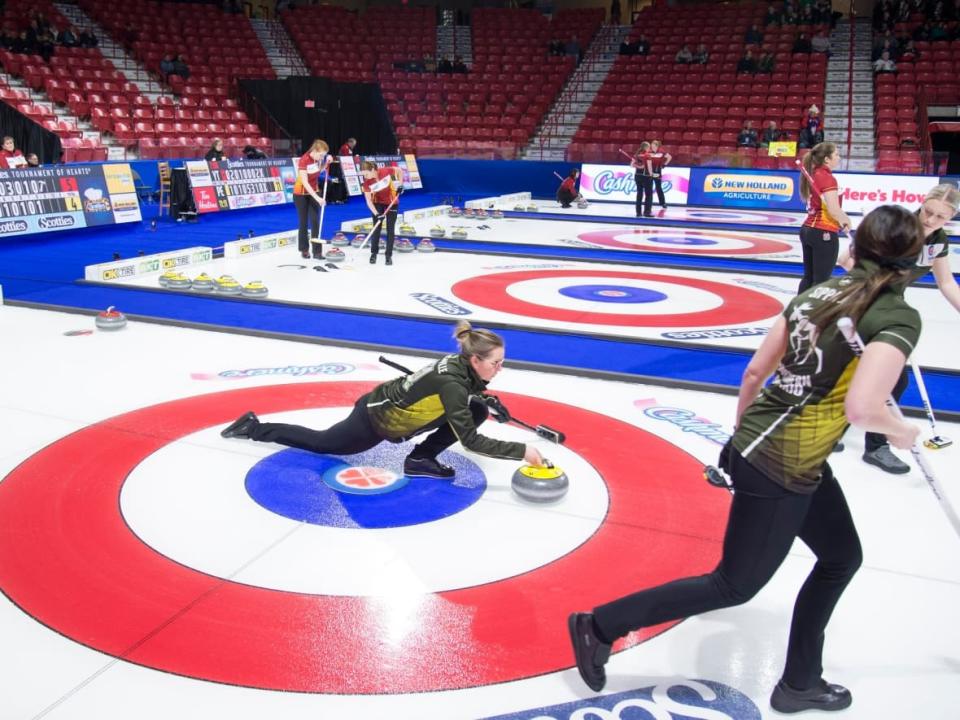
[185,158,297,214]
[580,164,690,205]
[0,163,141,237]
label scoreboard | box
[0,164,141,237]
[185,159,298,214]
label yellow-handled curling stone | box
[512,461,568,503]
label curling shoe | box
[770,679,852,714]
[403,455,455,479]
[862,445,909,474]
[221,411,259,439]
[568,612,611,692]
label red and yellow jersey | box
[803,165,840,232]
[560,176,576,193]
[362,167,398,206]
[293,151,323,195]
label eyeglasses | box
[480,356,504,369]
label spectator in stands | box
[764,4,781,26]
[0,136,27,168]
[635,35,650,55]
[872,37,897,60]
[693,43,709,64]
[12,31,36,56]
[737,121,760,148]
[549,39,565,56]
[243,144,266,159]
[757,51,776,73]
[811,30,832,55]
[745,23,764,44]
[913,20,932,41]
[566,36,582,64]
[78,29,98,48]
[792,33,812,53]
[120,22,138,51]
[25,153,40,168]
[57,26,78,47]
[761,120,784,146]
[205,138,227,162]
[0,31,13,50]
[798,125,824,149]
[619,38,633,55]
[736,49,757,74]
[782,3,799,25]
[899,39,919,62]
[422,53,437,73]
[37,28,55,62]
[171,54,190,80]
[800,4,815,25]
[675,44,694,64]
[160,54,175,78]
[873,50,897,73]
[929,21,949,40]
[437,54,453,72]
[452,56,467,73]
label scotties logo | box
[483,679,761,719]
[410,293,472,316]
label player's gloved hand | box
[484,394,511,423]
[396,185,405,195]
[718,438,732,475]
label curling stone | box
[214,275,242,295]
[325,247,346,262]
[491,209,504,219]
[463,208,475,217]
[191,272,216,292]
[396,237,415,253]
[451,227,468,239]
[417,237,436,252]
[429,225,446,238]
[447,206,462,217]
[351,233,366,248]
[159,270,181,287]
[331,231,349,246]
[95,306,127,331]
[399,222,416,235]
[577,199,589,209]
[240,280,269,298]
[526,203,538,212]
[513,204,526,211]
[511,463,569,503]
[475,208,488,218]
[165,272,192,290]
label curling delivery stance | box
[569,205,924,714]
[221,321,544,477]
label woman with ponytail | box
[570,205,922,714]
[220,320,544,478]
[837,183,960,473]
[798,142,851,292]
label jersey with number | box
[732,265,920,492]
[802,165,840,232]
[362,167,398,206]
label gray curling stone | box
[331,232,349,246]
[448,207,462,216]
[215,275,242,295]
[191,273,216,292]
[165,273,192,290]
[240,281,268,298]
[513,204,526,211]
[326,247,346,262]
[526,204,538,212]
[396,237,415,253]
[351,234,366,248]
[417,238,436,252]
[577,199,589,209]
[451,228,468,239]
[491,209,504,219]
[95,306,127,331]
[429,225,446,238]
[511,464,569,503]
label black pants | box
[798,226,839,293]
[864,369,909,451]
[557,188,576,208]
[635,175,653,216]
[593,448,862,690]
[369,204,398,258]
[247,393,488,459]
[652,175,666,207]
[294,194,319,253]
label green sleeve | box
[858,301,921,359]
[437,381,526,460]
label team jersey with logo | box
[362,167,398,206]
[648,150,667,173]
[802,165,840,232]
[293,151,324,194]
[733,265,920,492]
[906,226,948,284]
[365,353,525,460]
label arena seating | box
[568,1,828,168]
